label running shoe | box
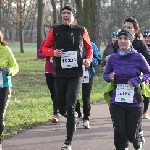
[61,139,72,150]
[83,120,90,129]
[142,112,150,119]
[51,115,58,123]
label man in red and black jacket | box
[42,5,93,150]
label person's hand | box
[105,55,110,62]
[2,66,9,74]
[127,81,133,87]
[54,49,64,57]
[83,59,90,67]
[109,72,115,81]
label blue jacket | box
[85,42,101,78]
[103,49,150,107]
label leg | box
[55,77,67,117]
[45,73,58,115]
[66,77,82,141]
[82,77,93,120]
[143,95,150,119]
[126,107,143,149]
[75,99,82,118]
[109,104,128,150]
[0,87,11,143]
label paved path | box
[2,100,150,150]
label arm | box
[129,54,150,86]
[103,55,114,82]
[83,28,93,63]
[38,39,46,58]
[140,40,150,65]
[42,28,55,57]
[7,47,19,76]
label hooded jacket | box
[0,44,19,88]
[103,49,150,107]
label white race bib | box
[115,84,134,103]
[82,68,89,83]
[61,51,78,68]
[0,71,3,87]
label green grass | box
[2,42,107,138]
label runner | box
[42,5,93,150]
[104,29,150,150]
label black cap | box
[62,5,76,16]
[143,30,150,37]
[118,29,133,42]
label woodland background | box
[0,0,150,52]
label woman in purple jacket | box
[103,29,150,150]
[38,40,59,123]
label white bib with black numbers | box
[0,71,3,87]
[61,51,78,68]
[82,67,89,83]
[115,84,134,103]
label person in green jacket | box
[0,31,19,150]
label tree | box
[95,0,101,49]
[75,0,83,25]
[82,0,95,42]
[37,0,46,55]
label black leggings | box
[45,73,58,115]
[109,104,142,150]
[75,77,93,120]
[143,95,149,114]
[0,87,11,139]
[55,77,82,140]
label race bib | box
[115,84,134,103]
[82,68,89,83]
[50,57,53,63]
[61,51,78,68]
[0,71,3,87]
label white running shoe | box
[83,120,90,129]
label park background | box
[0,0,150,139]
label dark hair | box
[0,31,7,46]
[124,17,140,38]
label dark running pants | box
[75,77,93,120]
[143,95,149,114]
[45,73,58,115]
[109,104,143,150]
[55,77,82,141]
[0,87,11,143]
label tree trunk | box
[75,0,83,25]
[82,0,95,42]
[51,0,57,25]
[18,0,24,53]
[37,0,45,57]
[95,0,101,49]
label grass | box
[2,42,107,138]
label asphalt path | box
[2,100,150,150]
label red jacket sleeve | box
[42,28,55,57]
[83,28,93,62]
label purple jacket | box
[103,49,150,107]
[38,40,53,74]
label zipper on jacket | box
[71,33,74,46]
